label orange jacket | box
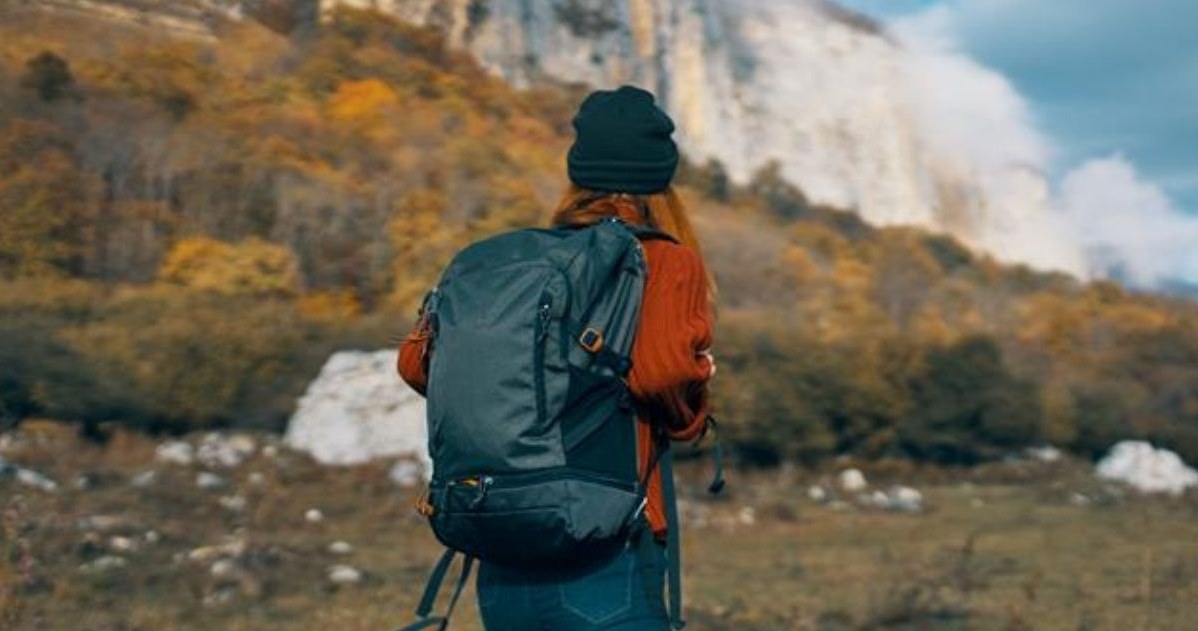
[397,220,714,538]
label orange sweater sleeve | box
[396,316,432,397]
[627,240,715,442]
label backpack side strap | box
[658,443,686,630]
[394,549,475,631]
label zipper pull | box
[537,301,551,341]
[467,475,493,510]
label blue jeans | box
[476,526,668,631]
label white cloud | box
[1057,155,1198,286]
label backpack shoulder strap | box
[554,217,681,244]
[395,549,474,631]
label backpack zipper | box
[534,294,552,426]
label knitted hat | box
[567,85,679,194]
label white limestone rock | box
[155,440,196,466]
[0,455,58,492]
[1095,441,1198,496]
[197,433,256,468]
[285,350,430,469]
[837,468,868,492]
[196,472,226,490]
[328,564,363,585]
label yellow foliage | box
[328,78,401,122]
[297,290,362,321]
[158,236,301,296]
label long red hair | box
[550,184,716,301]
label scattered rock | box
[77,515,141,535]
[285,350,431,467]
[1095,441,1198,496]
[188,538,247,564]
[247,472,266,486]
[109,536,139,553]
[857,485,923,512]
[144,530,160,545]
[885,485,924,513]
[304,508,324,524]
[130,470,158,488]
[1,456,59,492]
[197,433,256,468]
[210,558,238,578]
[1069,492,1092,507]
[388,460,425,487]
[261,445,279,459]
[80,555,127,573]
[328,564,362,585]
[736,506,756,526]
[806,485,828,503]
[1025,445,1063,463]
[219,495,247,512]
[155,441,196,466]
[196,472,226,490]
[837,468,867,492]
[860,490,888,508]
[15,466,59,492]
[203,586,238,607]
[328,540,354,555]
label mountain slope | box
[322,0,1086,276]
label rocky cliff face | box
[323,0,1086,275]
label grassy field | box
[2,422,1196,631]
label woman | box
[398,85,716,631]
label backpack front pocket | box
[428,468,642,568]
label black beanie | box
[567,85,679,194]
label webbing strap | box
[394,549,475,631]
[700,415,726,495]
[659,445,686,629]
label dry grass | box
[1,426,1196,631]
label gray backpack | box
[398,217,720,631]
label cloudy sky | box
[837,0,1198,286]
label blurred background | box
[1,1,1196,630]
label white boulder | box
[197,433,256,468]
[1095,441,1198,496]
[885,485,924,513]
[1025,445,1063,463]
[1,455,58,492]
[196,472,226,490]
[285,350,430,470]
[837,468,868,492]
[79,555,127,573]
[328,564,362,585]
[155,441,196,466]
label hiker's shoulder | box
[642,238,705,273]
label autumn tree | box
[20,51,76,102]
